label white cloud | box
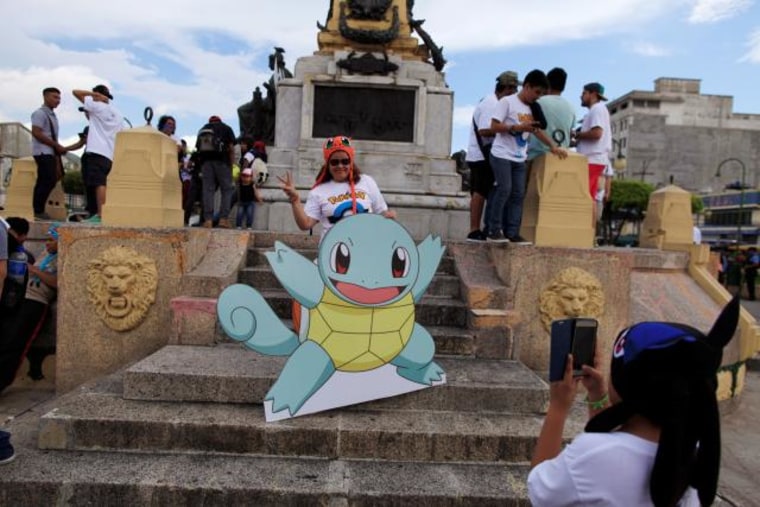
[630,42,673,57]
[453,105,476,128]
[688,0,753,23]
[740,28,760,62]
[0,0,686,141]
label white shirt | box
[490,94,533,163]
[304,175,388,241]
[83,96,123,160]
[528,432,699,507]
[465,93,499,163]
[576,101,612,166]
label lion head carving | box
[87,246,158,332]
[538,267,605,332]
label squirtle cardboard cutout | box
[217,213,447,421]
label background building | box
[607,78,760,192]
[607,78,760,244]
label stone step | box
[259,290,468,328]
[0,449,531,506]
[123,345,548,414]
[169,296,475,355]
[247,248,458,275]
[239,266,461,298]
[39,387,547,463]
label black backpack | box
[197,125,226,154]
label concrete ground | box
[1,305,760,505]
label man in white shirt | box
[487,70,566,244]
[464,71,518,241]
[572,82,612,228]
[73,85,123,222]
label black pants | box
[33,155,58,214]
[746,269,757,300]
[0,300,48,393]
[80,153,98,216]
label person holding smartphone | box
[486,70,567,244]
[529,297,739,506]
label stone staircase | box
[0,232,573,505]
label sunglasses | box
[329,157,351,167]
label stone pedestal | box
[521,153,594,248]
[263,51,468,240]
[3,156,35,220]
[102,127,184,228]
[639,185,694,250]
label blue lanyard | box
[31,252,57,286]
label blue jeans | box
[487,155,527,238]
[236,202,255,228]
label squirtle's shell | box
[305,288,415,372]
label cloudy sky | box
[0,0,757,154]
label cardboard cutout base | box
[265,365,446,421]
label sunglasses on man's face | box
[329,157,351,167]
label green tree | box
[62,170,84,195]
[608,180,655,213]
[691,194,704,215]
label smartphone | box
[571,319,598,376]
[549,318,598,381]
[549,319,573,382]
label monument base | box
[263,50,467,239]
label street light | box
[715,158,748,244]
[611,138,627,172]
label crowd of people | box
[0,216,60,464]
[465,67,612,244]
[27,85,271,230]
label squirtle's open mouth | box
[332,280,405,305]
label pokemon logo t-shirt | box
[304,174,388,240]
[490,94,533,163]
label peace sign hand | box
[277,171,299,203]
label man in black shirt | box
[195,116,236,228]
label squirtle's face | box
[318,214,419,307]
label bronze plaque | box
[312,85,415,142]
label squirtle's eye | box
[391,247,410,278]
[330,242,351,275]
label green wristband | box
[585,392,609,410]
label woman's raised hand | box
[277,171,299,202]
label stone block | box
[123,345,548,414]
[469,309,512,329]
[521,153,594,248]
[168,296,219,346]
[639,185,694,250]
[473,326,513,360]
[54,227,246,393]
[3,156,36,220]
[102,127,184,228]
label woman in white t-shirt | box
[278,135,395,241]
[528,297,740,507]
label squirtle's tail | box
[217,284,299,356]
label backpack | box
[196,125,225,154]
